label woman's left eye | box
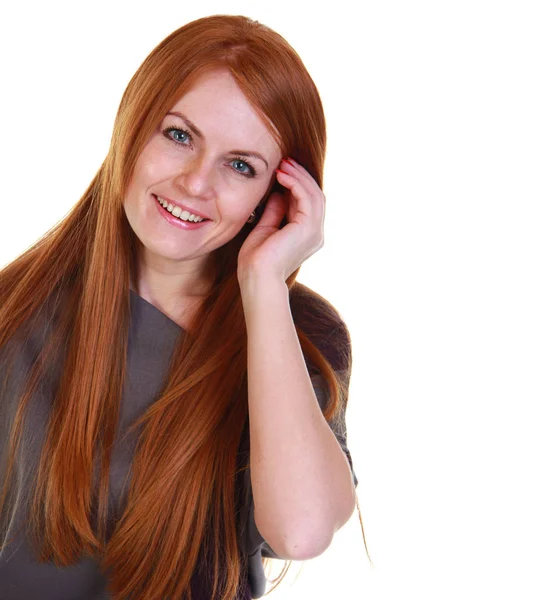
[162,126,257,178]
[231,159,256,178]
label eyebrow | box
[166,111,269,168]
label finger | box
[277,162,325,220]
[275,169,318,219]
[279,158,321,199]
[275,168,325,245]
[256,192,287,228]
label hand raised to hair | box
[237,157,325,285]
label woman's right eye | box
[163,126,192,146]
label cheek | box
[140,154,174,182]
[137,138,179,180]
[220,192,260,223]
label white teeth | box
[156,196,205,222]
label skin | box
[122,67,284,327]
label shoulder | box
[0,286,68,383]
[289,282,352,374]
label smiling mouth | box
[154,194,209,222]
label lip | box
[154,194,211,220]
[153,194,211,230]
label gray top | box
[0,288,358,599]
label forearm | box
[239,273,356,561]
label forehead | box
[168,68,281,155]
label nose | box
[175,154,213,197]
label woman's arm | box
[240,273,356,561]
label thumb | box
[256,192,287,228]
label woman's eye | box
[163,127,256,178]
[231,159,253,176]
[164,127,191,144]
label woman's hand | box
[237,157,326,285]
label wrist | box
[238,271,289,312]
[238,268,285,294]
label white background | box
[1,1,536,598]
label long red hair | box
[0,14,369,599]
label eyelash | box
[162,126,257,178]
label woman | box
[0,14,365,600]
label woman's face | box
[123,67,283,273]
